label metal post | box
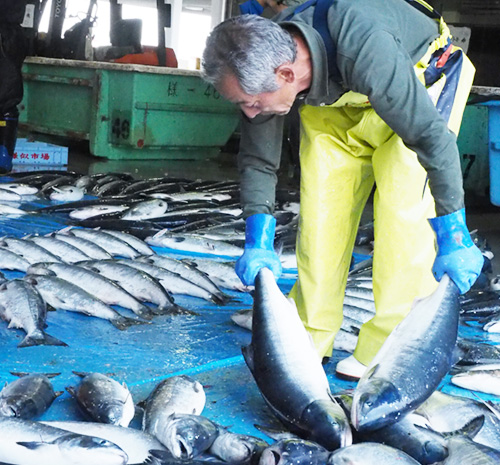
[46,0,66,57]
[109,0,123,43]
[157,0,172,67]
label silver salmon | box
[243,268,352,450]
[352,275,460,432]
[0,279,67,348]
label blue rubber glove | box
[429,208,484,294]
[239,0,265,15]
[235,213,282,286]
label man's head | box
[202,15,300,118]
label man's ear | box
[276,64,295,84]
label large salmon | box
[243,268,352,450]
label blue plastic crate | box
[481,101,500,206]
[13,138,68,166]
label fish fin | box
[210,293,233,305]
[54,390,64,398]
[16,441,47,450]
[18,330,67,348]
[274,239,284,256]
[134,404,145,419]
[362,363,379,380]
[58,226,74,235]
[9,371,31,378]
[23,275,38,285]
[135,399,146,410]
[469,393,500,420]
[241,345,255,372]
[254,423,299,441]
[111,316,150,331]
[140,449,175,465]
[152,229,169,239]
[46,303,57,312]
[9,371,61,379]
[451,344,465,366]
[155,305,198,316]
[66,386,77,397]
[428,414,485,440]
[134,306,156,321]
[72,371,89,378]
[449,365,467,376]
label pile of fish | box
[2,170,500,464]
[0,370,273,465]
[0,170,299,245]
[0,170,300,348]
[0,224,260,347]
[234,267,500,464]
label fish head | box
[351,378,402,432]
[26,263,54,276]
[163,414,219,460]
[421,439,449,464]
[102,401,132,427]
[56,433,128,465]
[0,396,37,418]
[0,396,24,417]
[259,438,330,465]
[211,432,254,463]
[302,399,353,450]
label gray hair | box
[201,15,297,95]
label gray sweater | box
[238,0,466,217]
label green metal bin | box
[19,57,240,160]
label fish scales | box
[0,374,59,420]
[327,442,421,464]
[352,275,460,432]
[76,260,176,313]
[53,232,113,260]
[243,268,352,450]
[25,265,152,330]
[29,236,90,263]
[1,237,61,264]
[415,390,500,451]
[119,259,220,303]
[138,255,230,303]
[0,279,66,348]
[42,420,168,463]
[100,229,154,256]
[68,373,134,427]
[142,375,206,444]
[0,416,128,465]
[66,228,141,258]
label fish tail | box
[166,305,199,316]
[18,329,67,348]
[212,292,235,305]
[151,303,176,315]
[133,305,156,320]
[111,316,150,330]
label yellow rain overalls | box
[288,14,475,364]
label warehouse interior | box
[1,0,500,463]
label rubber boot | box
[0,113,18,174]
